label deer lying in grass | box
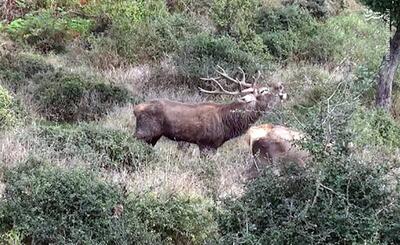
[133,66,287,155]
[244,124,310,174]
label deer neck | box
[221,102,262,140]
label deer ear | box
[239,94,256,103]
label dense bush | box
[211,0,260,39]
[128,193,218,244]
[255,7,387,64]
[174,33,267,83]
[255,5,341,62]
[108,13,205,63]
[0,160,220,244]
[0,52,54,91]
[7,9,93,53]
[0,160,126,244]
[320,13,390,69]
[283,0,346,19]
[0,85,16,130]
[219,67,400,244]
[31,123,153,170]
[166,0,213,14]
[349,107,400,149]
[83,0,167,25]
[256,5,314,61]
[219,157,399,244]
[80,0,170,66]
[33,70,130,122]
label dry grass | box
[100,64,152,96]
[0,129,29,169]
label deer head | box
[198,66,287,106]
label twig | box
[312,172,322,208]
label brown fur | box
[244,124,310,177]
[133,85,285,154]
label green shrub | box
[255,5,322,61]
[174,33,267,83]
[219,70,399,244]
[106,13,205,63]
[166,0,212,14]
[349,107,400,149]
[33,70,130,122]
[219,157,398,244]
[83,0,167,25]
[320,13,390,69]
[7,9,93,53]
[1,160,125,244]
[255,7,387,64]
[128,193,218,244]
[0,52,54,91]
[0,85,16,130]
[0,229,24,245]
[82,0,169,66]
[212,0,260,39]
[284,0,345,19]
[32,123,153,170]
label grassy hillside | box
[0,0,399,244]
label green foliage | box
[128,193,218,244]
[31,123,153,170]
[255,6,388,64]
[219,69,400,244]
[175,33,266,82]
[211,0,260,39]
[219,158,398,244]
[255,5,315,33]
[1,160,125,244]
[105,13,205,63]
[0,85,16,130]
[33,70,130,122]
[321,13,390,69]
[256,5,341,62]
[0,229,24,245]
[82,0,168,65]
[256,5,316,60]
[83,0,167,25]
[0,52,54,90]
[284,0,346,19]
[7,9,93,52]
[349,107,400,149]
[166,0,213,14]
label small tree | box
[360,1,400,111]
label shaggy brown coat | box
[133,85,285,153]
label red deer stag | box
[133,66,287,154]
[244,124,310,176]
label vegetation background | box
[0,0,399,244]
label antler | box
[215,65,253,88]
[199,66,258,95]
[198,77,241,95]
